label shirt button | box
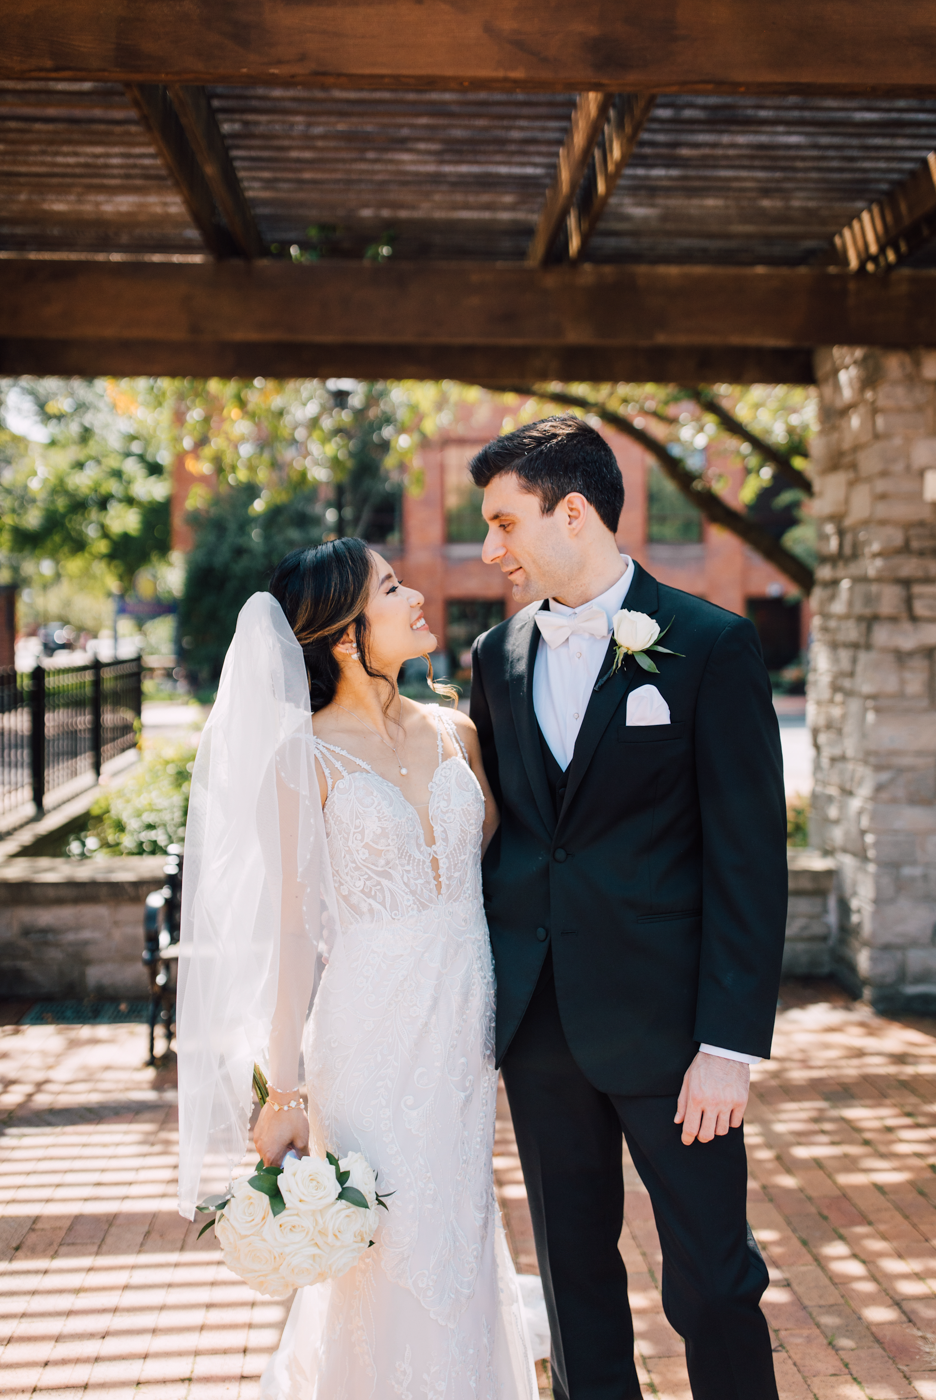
[573,713,579,720]
[575,651,582,659]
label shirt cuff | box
[699,1043,762,1065]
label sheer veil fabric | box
[177,591,340,1219]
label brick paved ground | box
[3,983,936,1399]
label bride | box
[176,537,539,1400]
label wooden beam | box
[166,85,264,259]
[125,84,237,258]
[823,152,936,273]
[3,260,936,352]
[526,93,612,266]
[4,2,936,93]
[563,92,656,263]
[0,338,817,385]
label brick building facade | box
[395,398,808,682]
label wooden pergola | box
[3,2,936,382]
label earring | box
[341,647,360,661]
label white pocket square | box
[626,684,671,726]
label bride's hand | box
[253,1093,310,1167]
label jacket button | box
[536,927,548,942]
[554,848,567,863]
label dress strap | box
[313,738,375,776]
[429,704,470,764]
[312,743,337,797]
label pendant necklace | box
[334,700,409,775]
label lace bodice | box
[314,707,484,927]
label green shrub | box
[787,794,810,848]
[87,743,196,856]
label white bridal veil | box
[176,591,340,1219]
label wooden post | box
[30,661,45,815]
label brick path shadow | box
[4,989,936,1398]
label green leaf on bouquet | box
[197,1194,230,1212]
[377,1198,390,1211]
[649,644,681,656]
[248,1173,281,1197]
[197,1217,217,1239]
[269,1192,287,1217]
[326,1151,340,1169]
[634,651,659,673]
[336,1169,350,1186]
[337,1185,369,1209]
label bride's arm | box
[253,759,327,1166]
[449,709,500,857]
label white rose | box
[262,1205,321,1251]
[221,1232,281,1281]
[219,1176,271,1235]
[339,1152,378,1208]
[319,1200,374,1250]
[280,1242,329,1289]
[240,1265,294,1300]
[324,1240,369,1280]
[612,609,660,654]
[279,1154,341,1212]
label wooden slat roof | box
[5,83,936,270]
[0,81,199,254]
[210,89,579,262]
[4,12,936,383]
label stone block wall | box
[809,348,936,1011]
[784,850,837,975]
[0,857,166,999]
[1,853,832,998]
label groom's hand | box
[675,1052,750,1145]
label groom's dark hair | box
[468,414,624,534]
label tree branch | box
[495,385,815,594]
[685,386,813,496]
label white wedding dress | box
[260,707,539,1400]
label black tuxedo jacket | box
[470,562,787,1097]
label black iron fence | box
[0,656,142,822]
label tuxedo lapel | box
[507,604,555,837]
[557,564,661,824]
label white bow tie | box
[535,605,610,648]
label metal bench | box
[142,844,182,1064]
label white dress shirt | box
[531,555,759,1068]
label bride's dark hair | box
[269,537,456,711]
[268,538,382,711]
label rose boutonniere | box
[601,610,683,683]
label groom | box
[468,416,786,1400]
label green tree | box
[492,381,817,592]
[0,379,171,594]
[180,485,326,684]
[168,378,424,683]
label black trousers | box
[501,955,777,1400]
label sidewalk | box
[3,983,936,1398]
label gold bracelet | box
[268,1097,302,1112]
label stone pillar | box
[809,348,936,1012]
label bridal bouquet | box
[196,1071,390,1298]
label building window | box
[746,596,802,674]
[444,445,487,543]
[646,463,702,543]
[446,600,505,681]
